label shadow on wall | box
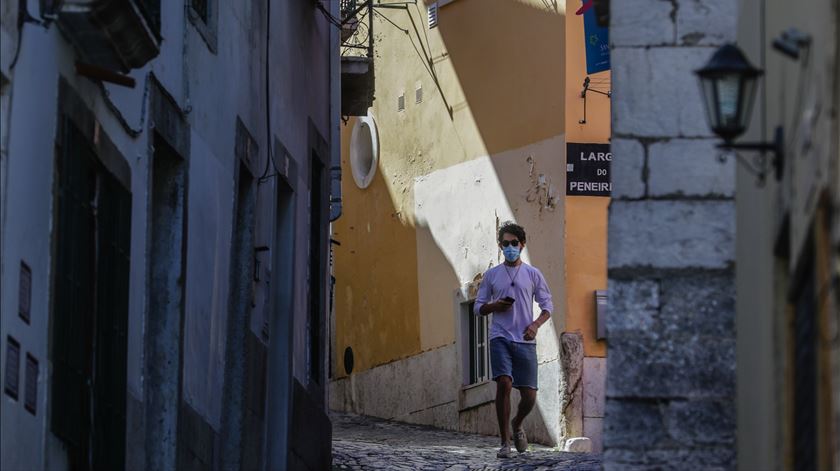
[332,136,460,377]
[437,0,566,156]
[433,0,568,333]
[429,0,569,445]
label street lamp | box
[695,44,784,183]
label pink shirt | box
[473,262,553,344]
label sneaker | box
[512,426,528,453]
[497,444,513,458]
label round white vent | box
[350,115,378,189]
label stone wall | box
[604,0,737,469]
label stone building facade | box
[0,1,339,470]
[604,0,738,469]
[606,0,840,469]
[736,0,840,469]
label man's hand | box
[479,300,513,315]
[523,322,540,341]
[493,299,513,313]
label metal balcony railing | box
[340,0,373,59]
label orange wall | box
[564,0,609,357]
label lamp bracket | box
[716,126,784,186]
[578,76,611,124]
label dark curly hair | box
[498,222,526,245]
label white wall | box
[414,136,565,365]
[0,0,336,468]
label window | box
[189,0,218,53]
[136,0,162,38]
[192,0,209,23]
[349,116,378,189]
[466,301,490,385]
[51,118,131,470]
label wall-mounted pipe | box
[329,0,343,222]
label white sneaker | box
[497,444,513,458]
[513,427,528,453]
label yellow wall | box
[332,119,423,376]
[333,0,569,377]
[563,0,609,357]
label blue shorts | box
[490,337,538,390]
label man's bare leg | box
[495,376,513,444]
[511,387,537,431]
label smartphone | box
[501,296,515,304]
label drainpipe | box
[329,0,342,222]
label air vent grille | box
[25,354,38,415]
[4,337,20,400]
[18,261,31,324]
[428,3,438,29]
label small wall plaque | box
[25,353,38,415]
[595,290,608,340]
[4,337,20,400]
[19,261,31,324]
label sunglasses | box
[500,240,520,247]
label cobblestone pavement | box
[331,413,602,471]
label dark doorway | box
[308,154,327,388]
[793,256,817,471]
[265,172,296,470]
[145,133,187,470]
[220,161,257,469]
[51,118,131,470]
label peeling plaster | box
[526,155,560,213]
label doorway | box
[145,133,187,470]
[50,118,131,470]
[265,172,296,469]
[220,161,257,469]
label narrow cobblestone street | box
[331,413,602,470]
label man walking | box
[474,222,553,459]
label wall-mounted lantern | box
[695,44,784,184]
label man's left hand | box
[523,322,540,341]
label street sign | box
[566,143,611,197]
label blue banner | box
[582,1,610,74]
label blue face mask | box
[502,245,520,262]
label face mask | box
[502,245,520,262]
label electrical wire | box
[314,0,344,28]
[9,4,48,70]
[8,27,25,69]
[259,0,282,183]
[374,8,408,35]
